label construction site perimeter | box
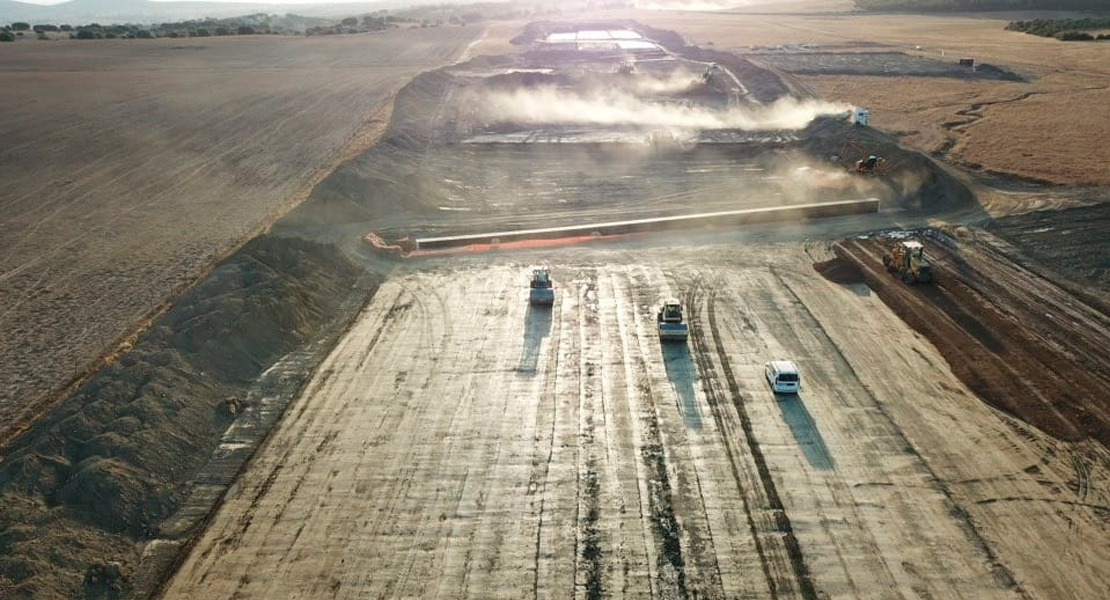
[1,14,1109,600]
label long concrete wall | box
[414,198,880,251]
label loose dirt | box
[0,27,479,443]
[828,229,1110,447]
[278,20,973,246]
[0,236,374,600]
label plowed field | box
[0,27,479,441]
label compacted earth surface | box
[1,13,1108,600]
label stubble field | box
[0,27,479,442]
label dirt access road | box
[0,27,479,441]
[161,243,1110,600]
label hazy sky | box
[12,0,382,4]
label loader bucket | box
[658,322,689,342]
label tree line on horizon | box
[1005,17,1110,39]
[0,11,413,41]
[855,0,1110,10]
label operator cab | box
[765,360,800,394]
[531,268,551,288]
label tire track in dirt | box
[678,274,782,600]
[528,293,565,599]
[623,271,694,600]
[607,270,665,599]
[668,277,730,596]
[770,267,1032,600]
[574,270,606,600]
[696,279,818,600]
[600,270,666,598]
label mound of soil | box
[813,256,865,284]
[801,117,979,214]
[0,235,367,600]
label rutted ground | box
[161,245,1110,600]
[0,27,478,441]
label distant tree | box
[195,28,210,37]
[341,16,357,26]
[0,31,14,42]
[1056,31,1095,41]
[59,24,72,31]
[215,26,230,36]
[237,25,255,35]
[33,24,59,32]
[11,22,30,31]
[136,29,154,38]
[76,29,96,39]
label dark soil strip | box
[830,235,1110,447]
[684,286,781,599]
[633,364,689,600]
[700,292,819,600]
[640,438,689,600]
[582,464,604,600]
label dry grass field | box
[635,10,1110,187]
[0,27,478,442]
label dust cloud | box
[635,0,737,10]
[478,86,853,132]
[762,152,880,204]
[625,70,704,95]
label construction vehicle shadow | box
[775,394,834,470]
[662,344,703,431]
[517,304,552,375]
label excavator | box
[657,300,689,342]
[855,154,884,175]
[529,268,555,305]
[883,241,934,284]
[836,140,887,176]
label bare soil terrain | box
[154,17,1109,600]
[3,11,1109,600]
[159,244,1110,600]
[0,27,478,443]
[635,10,1110,187]
[829,228,1110,447]
[0,235,374,600]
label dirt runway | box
[160,244,1110,600]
